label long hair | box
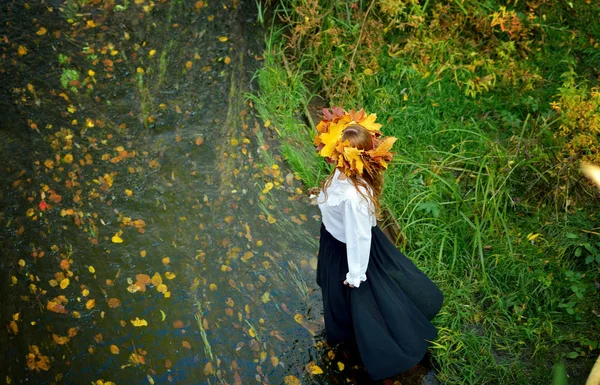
[320,124,384,218]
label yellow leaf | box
[59,278,70,289]
[218,36,228,42]
[337,361,345,371]
[111,232,123,243]
[18,259,25,267]
[284,376,301,385]
[343,147,365,175]
[224,56,231,64]
[36,27,47,35]
[149,49,156,57]
[310,365,323,374]
[209,283,217,291]
[358,113,382,131]
[363,68,374,75]
[17,45,28,56]
[267,214,276,224]
[262,182,273,194]
[140,250,147,257]
[110,345,119,354]
[185,61,192,69]
[88,266,96,274]
[248,328,256,338]
[131,317,148,327]
[165,272,176,280]
[125,189,133,196]
[157,283,168,294]
[293,314,304,324]
[85,299,96,309]
[527,233,540,241]
[151,272,162,286]
[271,356,279,367]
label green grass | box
[251,1,600,384]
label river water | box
[0,1,433,384]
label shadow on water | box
[0,1,437,384]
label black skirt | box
[316,223,444,381]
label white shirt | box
[317,169,376,288]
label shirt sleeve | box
[343,196,373,288]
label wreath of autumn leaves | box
[314,107,397,177]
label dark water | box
[0,1,433,384]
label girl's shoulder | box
[322,177,371,208]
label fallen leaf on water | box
[262,182,273,194]
[217,36,228,42]
[293,314,304,324]
[337,361,345,371]
[108,298,121,308]
[271,356,279,367]
[85,299,96,309]
[182,341,191,349]
[284,376,301,385]
[52,334,70,345]
[110,345,119,354]
[111,232,123,243]
[59,278,70,289]
[165,272,176,280]
[204,362,214,375]
[310,364,323,374]
[160,310,166,321]
[131,317,148,327]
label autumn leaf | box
[36,27,47,35]
[343,146,365,175]
[107,298,121,308]
[52,334,70,345]
[110,345,119,354]
[59,278,70,289]
[182,341,191,349]
[131,317,148,327]
[284,376,301,385]
[165,272,176,279]
[309,364,323,374]
[85,299,96,309]
[18,45,28,56]
[111,231,124,243]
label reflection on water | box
[0,1,433,384]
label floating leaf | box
[107,298,121,308]
[165,272,176,280]
[59,278,70,289]
[110,345,119,354]
[131,317,148,327]
[85,299,96,310]
[111,232,123,243]
[284,376,301,385]
[52,334,70,345]
[310,365,323,374]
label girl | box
[314,108,444,381]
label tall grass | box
[251,0,600,383]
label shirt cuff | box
[346,272,366,288]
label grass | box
[250,0,600,384]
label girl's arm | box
[342,197,373,288]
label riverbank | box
[252,1,600,383]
